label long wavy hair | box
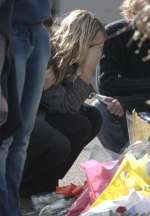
[121,0,150,21]
[50,9,106,84]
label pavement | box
[59,136,117,186]
[21,135,119,216]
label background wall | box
[55,0,122,24]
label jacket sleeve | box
[99,29,150,96]
[117,95,150,112]
[41,77,94,114]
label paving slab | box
[21,136,114,215]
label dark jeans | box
[20,105,102,197]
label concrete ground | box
[60,137,116,186]
[21,136,118,216]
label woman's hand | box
[44,67,56,90]
[80,45,102,84]
[95,94,124,117]
[102,96,124,117]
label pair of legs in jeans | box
[20,105,102,197]
[0,24,50,216]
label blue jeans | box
[93,100,129,153]
[0,24,50,216]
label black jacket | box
[99,20,150,111]
[0,0,21,140]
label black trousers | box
[20,105,102,197]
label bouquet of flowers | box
[79,111,150,216]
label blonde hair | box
[121,0,150,21]
[50,9,106,84]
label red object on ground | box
[71,185,84,196]
[56,183,84,197]
[116,206,127,214]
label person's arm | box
[44,67,56,90]
[42,77,94,114]
[117,95,150,112]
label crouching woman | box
[20,9,106,197]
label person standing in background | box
[0,0,21,140]
[97,0,150,153]
[0,1,52,216]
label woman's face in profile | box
[89,31,105,49]
[89,31,105,59]
[77,30,106,65]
